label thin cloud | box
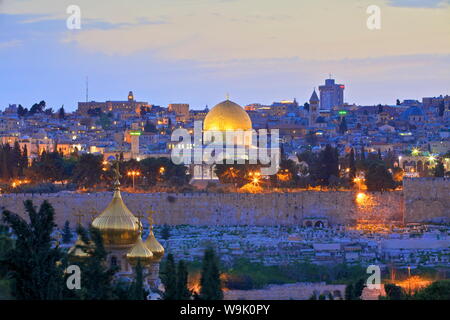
[386,0,450,8]
[0,39,22,49]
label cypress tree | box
[131,259,146,300]
[353,278,366,300]
[20,144,29,176]
[12,141,22,178]
[345,283,354,300]
[62,220,72,244]
[433,161,445,177]
[161,253,177,300]
[360,146,366,161]
[176,260,191,300]
[199,248,223,300]
[339,117,348,134]
[349,148,356,180]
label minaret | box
[309,89,319,127]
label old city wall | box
[403,177,450,223]
[0,190,404,227]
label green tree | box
[433,161,445,177]
[28,150,66,182]
[365,161,395,192]
[0,225,13,264]
[345,283,354,300]
[62,220,72,244]
[17,104,28,117]
[0,200,67,299]
[58,106,66,119]
[130,259,146,300]
[353,278,366,300]
[438,101,445,117]
[214,163,261,188]
[315,144,339,186]
[414,280,450,300]
[71,154,104,189]
[176,260,191,300]
[384,283,405,300]
[161,253,177,300]
[199,248,223,300]
[96,114,112,130]
[76,226,117,300]
[349,148,356,180]
[339,117,348,134]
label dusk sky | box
[1,0,449,111]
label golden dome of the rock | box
[145,228,165,262]
[92,181,141,247]
[203,100,252,131]
[126,236,154,267]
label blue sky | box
[0,0,449,111]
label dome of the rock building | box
[126,236,154,267]
[203,100,252,131]
[92,180,141,247]
[145,228,165,262]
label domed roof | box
[401,106,424,120]
[145,228,165,262]
[126,236,154,267]
[203,100,252,131]
[92,180,141,247]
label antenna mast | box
[86,76,89,102]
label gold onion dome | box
[145,228,165,262]
[92,180,141,246]
[126,236,154,267]
[203,99,252,131]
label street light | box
[127,170,140,190]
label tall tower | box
[309,89,320,127]
[318,78,344,110]
[130,123,140,159]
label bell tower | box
[309,89,319,127]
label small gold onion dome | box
[92,180,141,246]
[68,235,90,262]
[145,228,165,262]
[203,99,252,131]
[126,236,154,267]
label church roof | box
[310,90,319,103]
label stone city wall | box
[0,190,404,227]
[403,177,450,223]
[224,282,346,300]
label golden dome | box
[203,100,252,131]
[126,236,154,267]
[92,181,141,247]
[145,228,165,262]
[68,235,90,262]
